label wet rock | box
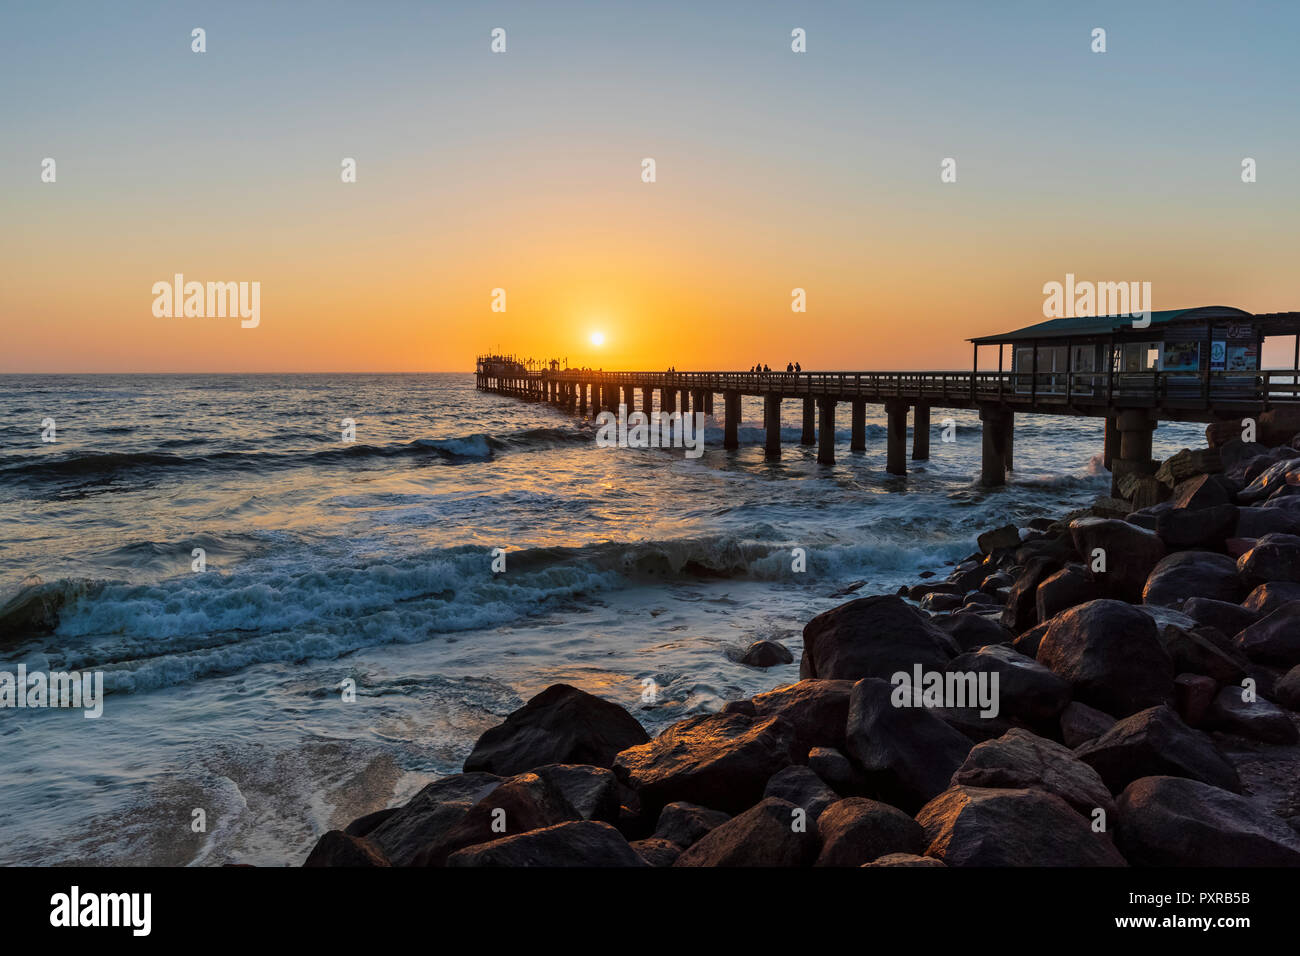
[978,525,1021,554]
[1242,581,1300,616]
[800,594,958,682]
[750,679,853,756]
[863,852,946,867]
[652,801,731,848]
[1208,686,1299,744]
[814,797,924,866]
[844,678,973,812]
[446,820,648,867]
[1237,533,1300,587]
[920,591,964,612]
[463,684,649,776]
[1002,557,1063,632]
[1035,564,1099,623]
[764,765,838,820]
[342,807,397,839]
[1069,518,1166,603]
[1115,775,1300,866]
[947,644,1070,724]
[1060,701,1116,749]
[613,712,797,814]
[1234,600,1300,667]
[413,771,580,866]
[1181,597,1258,639]
[365,772,502,867]
[917,786,1126,867]
[674,797,818,867]
[533,764,620,822]
[1172,673,1217,727]
[629,837,681,867]
[950,728,1116,820]
[738,640,794,668]
[1238,456,1300,503]
[933,611,1013,652]
[1142,551,1245,608]
[1036,599,1173,718]
[303,830,391,867]
[1074,704,1241,794]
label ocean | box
[0,372,1205,865]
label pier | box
[477,306,1300,487]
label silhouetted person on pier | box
[786,362,793,373]
[795,361,801,372]
[763,364,770,372]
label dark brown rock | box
[1173,673,1217,727]
[950,728,1116,820]
[1035,564,1099,623]
[750,679,853,757]
[629,837,682,867]
[1075,704,1241,794]
[1069,518,1166,603]
[1142,551,1245,608]
[445,820,648,867]
[764,765,838,820]
[1234,600,1300,667]
[303,830,391,867]
[1060,700,1116,748]
[800,594,958,681]
[1237,533,1300,587]
[1208,686,1299,744]
[365,772,502,867]
[652,801,731,848]
[673,797,818,867]
[814,797,924,866]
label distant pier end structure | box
[476,306,1300,488]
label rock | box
[1257,408,1300,447]
[799,594,957,682]
[1035,564,1099,623]
[949,728,1116,820]
[1219,439,1271,476]
[863,852,946,867]
[613,712,797,814]
[1234,600,1300,667]
[1236,506,1300,539]
[1130,477,1171,511]
[364,772,502,867]
[750,679,853,756]
[1172,673,1217,727]
[738,640,794,668]
[533,764,620,822]
[1069,517,1167,603]
[920,592,964,612]
[1208,686,1299,744]
[1181,597,1259,639]
[1074,705,1241,794]
[673,798,818,867]
[807,746,870,796]
[1155,447,1223,486]
[814,797,924,866]
[978,525,1021,554]
[1276,666,1300,711]
[342,807,398,839]
[412,771,580,866]
[652,801,731,848]
[1168,474,1232,510]
[908,581,961,601]
[947,645,1070,724]
[933,706,1017,743]
[1156,503,1238,551]
[844,678,973,812]
[917,786,1126,867]
[1239,457,1300,504]
[764,765,838,820]
[1242,581,1300,616]
[1060,701,1116,748]
[629,837,682,867]
[463,684,649,776]
[445,820,649,867]
[1002,557,1063,632]
[303,830,391,867]
[1142,551,1244,608]
[1205,419,1241,448]
[1036,599,1173,718]
[1115,776,1300,866]
[933,611,1013,651]
[1011,621,1050,659]
[1237,533,1300,587]
[1156,624,1248,685]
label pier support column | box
[817,398,836,465]
[764,395,782,460]
[886,400,908,475]
[662,388,676,414]
[704,392,713,415]
[1003,412,1014,471]
[578,383,587,415]
[681,390,692,415]
[801,398,815,445]
[623,385,635,411]
[979,405,1013,487]
[1103,415,1119,471]
[912,404,930,460]
[724,391,741,450]
[1112,409,1158,496]
[851,400,867,452]
[641,387,653,416]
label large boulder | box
[1236,506,1300,539]
[1168,473,1232,510]
[1156,623,1249,685]
[1069,518,1166,603]
[844,678,973,812]
[412,771,580,866]
[1115,776,1300,866]
[1142,551,1245,608]
[917,786,1126,867]
[1059,701,1116,748]
[1237,533,1300,587]
[946,644,1070,724]
[303,830,391,867]
[800,595,957,681]
[1242,581,1300,616]
[445,820,648,867]
[1238,456,1300,503]
[1074,705,1241,794]
[1234,600,1300,667]
[363,772,502,866]
[750,679,853,757]
[1035,564,1099,623]
[613,712,797,814]
[1180,597,1258,639]
[763,765,838,821]
[807,746,870,796]
[1156,503,1237,551]
[463,684,649,776]
[1208,686,1299,744]
[532,764,621,822]
[950,728,1116,820]
[933,611,1014,652]
[1002,557,1063,632]
[1036,600,1173,717]
[652,802,731,848]
[673,798,818,867]
[814,798,924,866]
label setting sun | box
[590,331,605,347]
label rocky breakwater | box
[303,431,1300,867]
